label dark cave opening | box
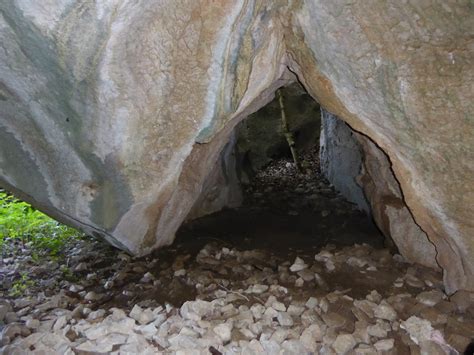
[177,82,386,254]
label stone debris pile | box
[1,241,473,354]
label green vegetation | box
[0,189,82,256]
[9,272,36,297]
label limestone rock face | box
[0,1,472,292]
[319,110,438,269]
[285,1,474,293]
[0,0,290,254]
[355,132,439,270]
[319,109,369,213]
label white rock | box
[270,328,289,344]
[277,312,293,327]
[289,257,308,272]
[213,323,232,342]
[282,339,309,354]
[242,339,266,354]
[250,304,265,320]
[87,309,106,321]
[68,284,84,293]
[20,332,71,354]
[180,300,213,321]
[168,334,198,350]
[346,256,368,268]
[265,295,277,307]
[272,301,286,312]
[141,272,155,283]
[400,316,434,345]
[305,297,319,309]
[354,344,378,354]
[287,304,305,316]
[74,263,87,272]
[332,333,356,354]
[367,323,388,338]
[119,333,153,354]
[297,269,315,281]
[53,315,68,332]
[263,307,279,319]
[366,290,382,303]
[82,333,128,352]
[25,319,40,329]
[374,338,395,351]
[137,323,158,339]
[153,313,167,327]
[260,339,281,353]
[174,269,186,277]
[374,302,397,321]
[84,291,103,301]
[300,324,325,351]
[416,290,444,306]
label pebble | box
[74,262,88,272]
[213,323,232,342]
[25,319,40,329]
[416,290,444,306]
[400,316,433,345]
[289,257,307,272]
[2,237,473,355]
[277,312,294,327]
[84,291,103,301]
[374,338,395,351]
[129,305,155,325]
[374,302,397,321]
[272,301,286,312]
[305,297,319,309]
[332,333,356,353]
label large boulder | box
[0,1,472,292]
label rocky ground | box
[1,151,473,354]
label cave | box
[1,1,473,353]
[181,82,387,252]
[183,81,438,271]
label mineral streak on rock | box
[0,1,472,292]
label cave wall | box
[0,1,472,292]
[186,132,242,221]
[355,132,439,270]
[319,108,369,213]
[284,1,473,293]
[320,109,439,270]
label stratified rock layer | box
[0,1,473,292]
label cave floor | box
[1,150,473,354]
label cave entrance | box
[177,82,385,255]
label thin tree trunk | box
[277,89,301,172]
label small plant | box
[0,189,83,256]
[9,272,36,297]
[60,265,77,282]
